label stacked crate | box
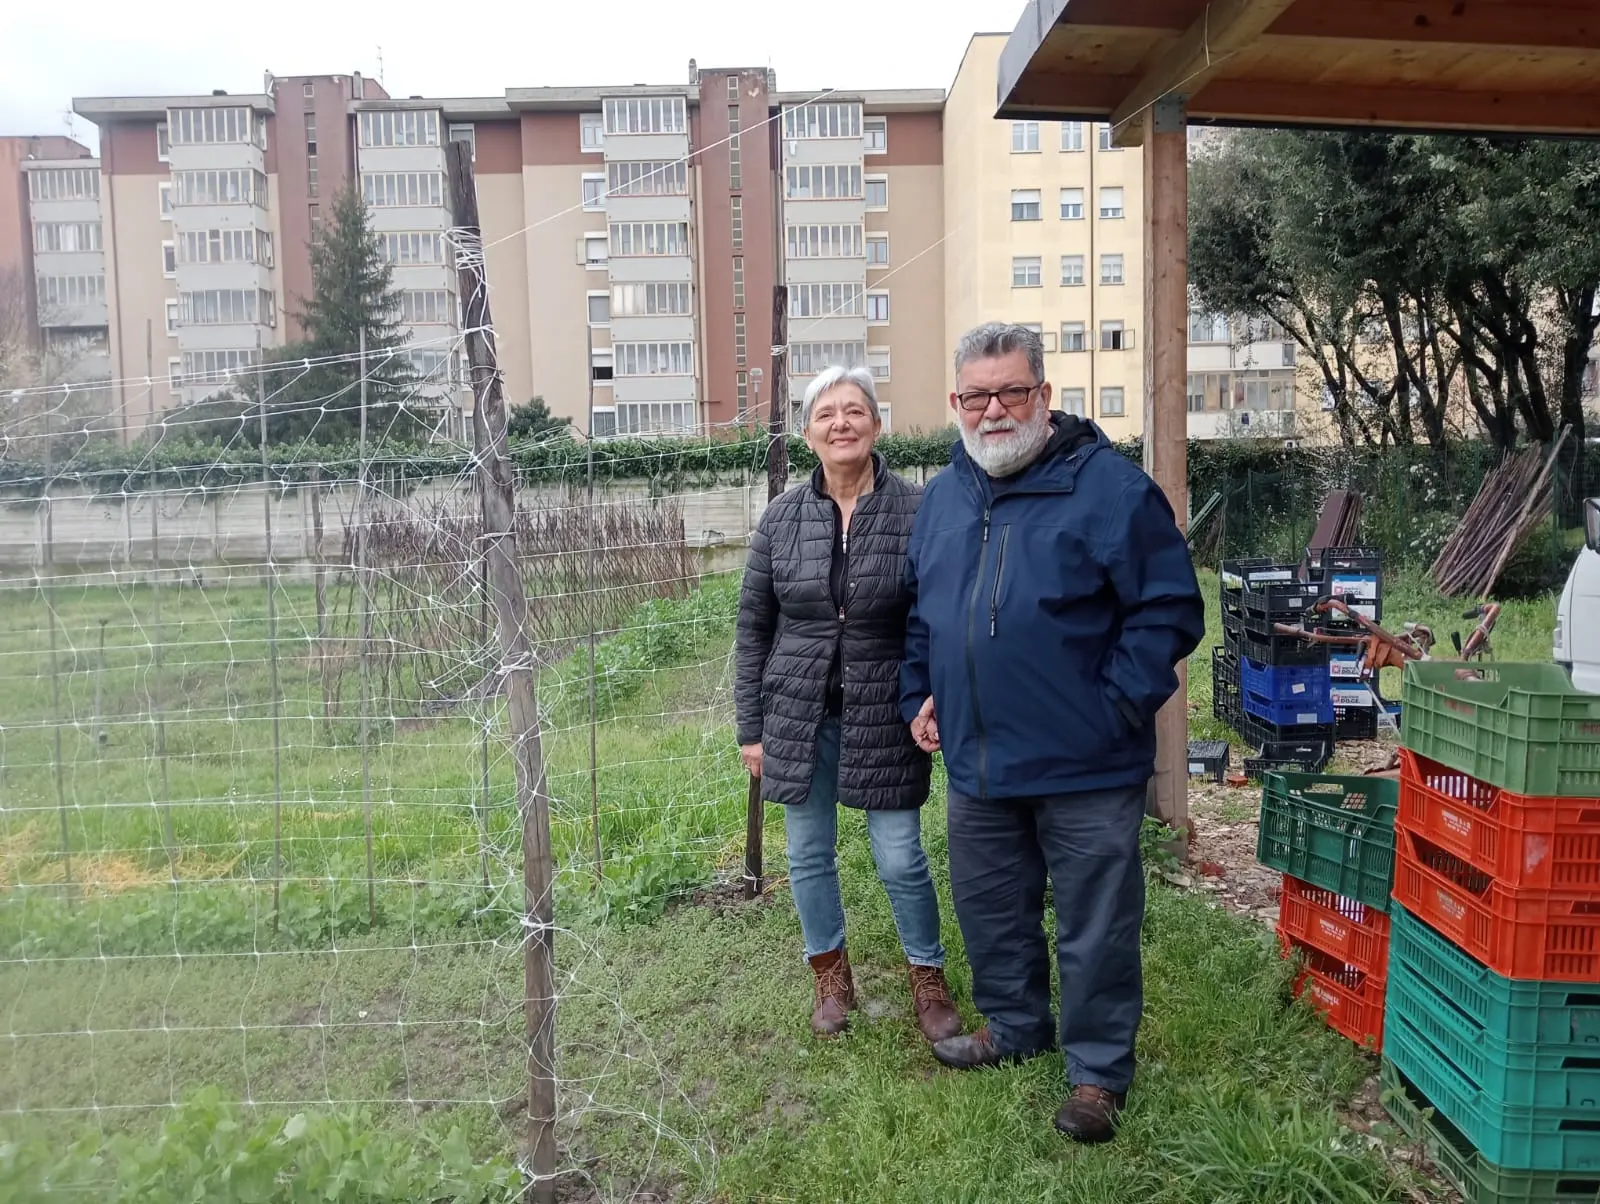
[1382,661,1600,1202]
[1310,547,1387,741]
[1256,771,1400,1050]
[1214,559,1335,773]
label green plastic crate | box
[1390,905,1600,1049]
[1256,772,1398,912]
[1402,662,1600,798]
[1382,1059,1600,1204]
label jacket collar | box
[809,449,889,499]
[950,412,1109,499]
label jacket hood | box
[949,411,1110,492]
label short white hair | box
[801,365,880,428]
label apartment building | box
[48,37,1320,443]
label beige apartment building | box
[16,35,1318,443]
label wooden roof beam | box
[1109,0,1297,146]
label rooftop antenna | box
[376,45,385,88]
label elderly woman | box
[734,365,961,1042]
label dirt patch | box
[673,876,780,917]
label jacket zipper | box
[989,526,1010,637]
[964,506,992,799]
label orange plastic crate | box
[1391,827,1600,982]
[1276,874,1392,981]
[1398,748,1600,893]
[1279,932,1386,1050]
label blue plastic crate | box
[1243,687,1336,727]
[1240,656,1332,705]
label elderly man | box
[900,322,1204,1143]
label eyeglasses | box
[955,384,1041,412]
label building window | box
[863,116,887,154]
[360,171,443,208]
[169,106,258,146]
[179,288,274,325]
[782,102,862,139]
[28,168,98,201]
[448,123,476,161]
[1100,253,1125,285]
[173,168,268,207]
[304,111,317,150]
[33,222,102,252]
[156,122,170,161]
[580,113,604,152]
[607,160,688,197]
[581,173,606,210]
[1011,189,1041,221]
[736,370,749,413]
[358,110,440,147]
[607,221,688,256]
[728,106,742,191]
[733,257,745,310]
[614,341,694,376]
[866,292,890,323]
[1100,386,1125,416]
[1189,311,1230,343]
[178,228,267,264]
[395,289,455,325]
[616,401,696,437]
[167,357,183,388]
[868,346,891,381]
[180,348,259,386]
[592,407,617,437]
[1011,257,1042,288]
[590,348,613,382]
[161,242,176,277]
[603,96,687,135]
[1060,387,1086,416]
[303,81,316,99]
[584,234,609,266]
[1060,121,1085,152]
[1060,188,1084,220]
[165,300,180,335]
[730,195,743,249]
[1098,123,1122,151]
[786,224,864,258]
[1010,121,1039,153]
[378,231,446,266]
[1099,187,1125,220]
[1060,255,1085,287]
[727,74,741,99]
[158,181,172,219]
[1100,320,1132,351]
[611,282,691,316]
[785,164,863,200]
[866,234,889,266]
[35,274,106,306]
[734,312,747,364]
[789,283,862,318]
[1060,322,1086,352]
[587,292,610,325]
[865,176,888,210]
[309,203,320,226]
[789,342,866,374]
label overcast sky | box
[2,0,1026,151]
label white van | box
[1553,497,1600,692]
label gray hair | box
[953,321,1045,385]
[801,364,881,427]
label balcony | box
[1188,408,1298,440]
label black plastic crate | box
[1243,738,1334,778]
[1335,704,1379,742]
[1222,559,1321,624]
[1223,620,1332,668]
[1211,646,1241,722]
[1187,739,1230,783]
[1230,701,1337,757]
[1312,546,1384,627]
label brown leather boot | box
[1054,1085,1127,1144]
[908,965,962,1042]
[808,948,856,1037]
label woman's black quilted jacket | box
[734,455,931,810]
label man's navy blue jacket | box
[899,414,1205,801]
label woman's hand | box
[739,742,764,779]
[910,696,940,753]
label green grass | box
[2,562,1554,1199]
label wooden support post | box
[1142,95,1191,842]
[446,140,557,1203]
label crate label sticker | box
[1188,761,1205,775]
[1250,570,1295,583]
[1297,712,1321,724]
[1440,808,1473,839]
[1331,688,1373,707]
[1317,916,1348,944]
[1292,683,1306,694]
[1328,574,1378,600]
[1330,656,1363,679]
[1351,604,1378,621]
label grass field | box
[0,561,1563,1200]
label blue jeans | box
[947,783,1147,1093]
[783,717,945,967]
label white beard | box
[960,408,1053,477]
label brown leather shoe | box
[808,948,856,1037]
[931,1025,1047,1070]
[1054,1085,1127,1144]
[908,965,963,1043]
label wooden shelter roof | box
[996,0,1600,144]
